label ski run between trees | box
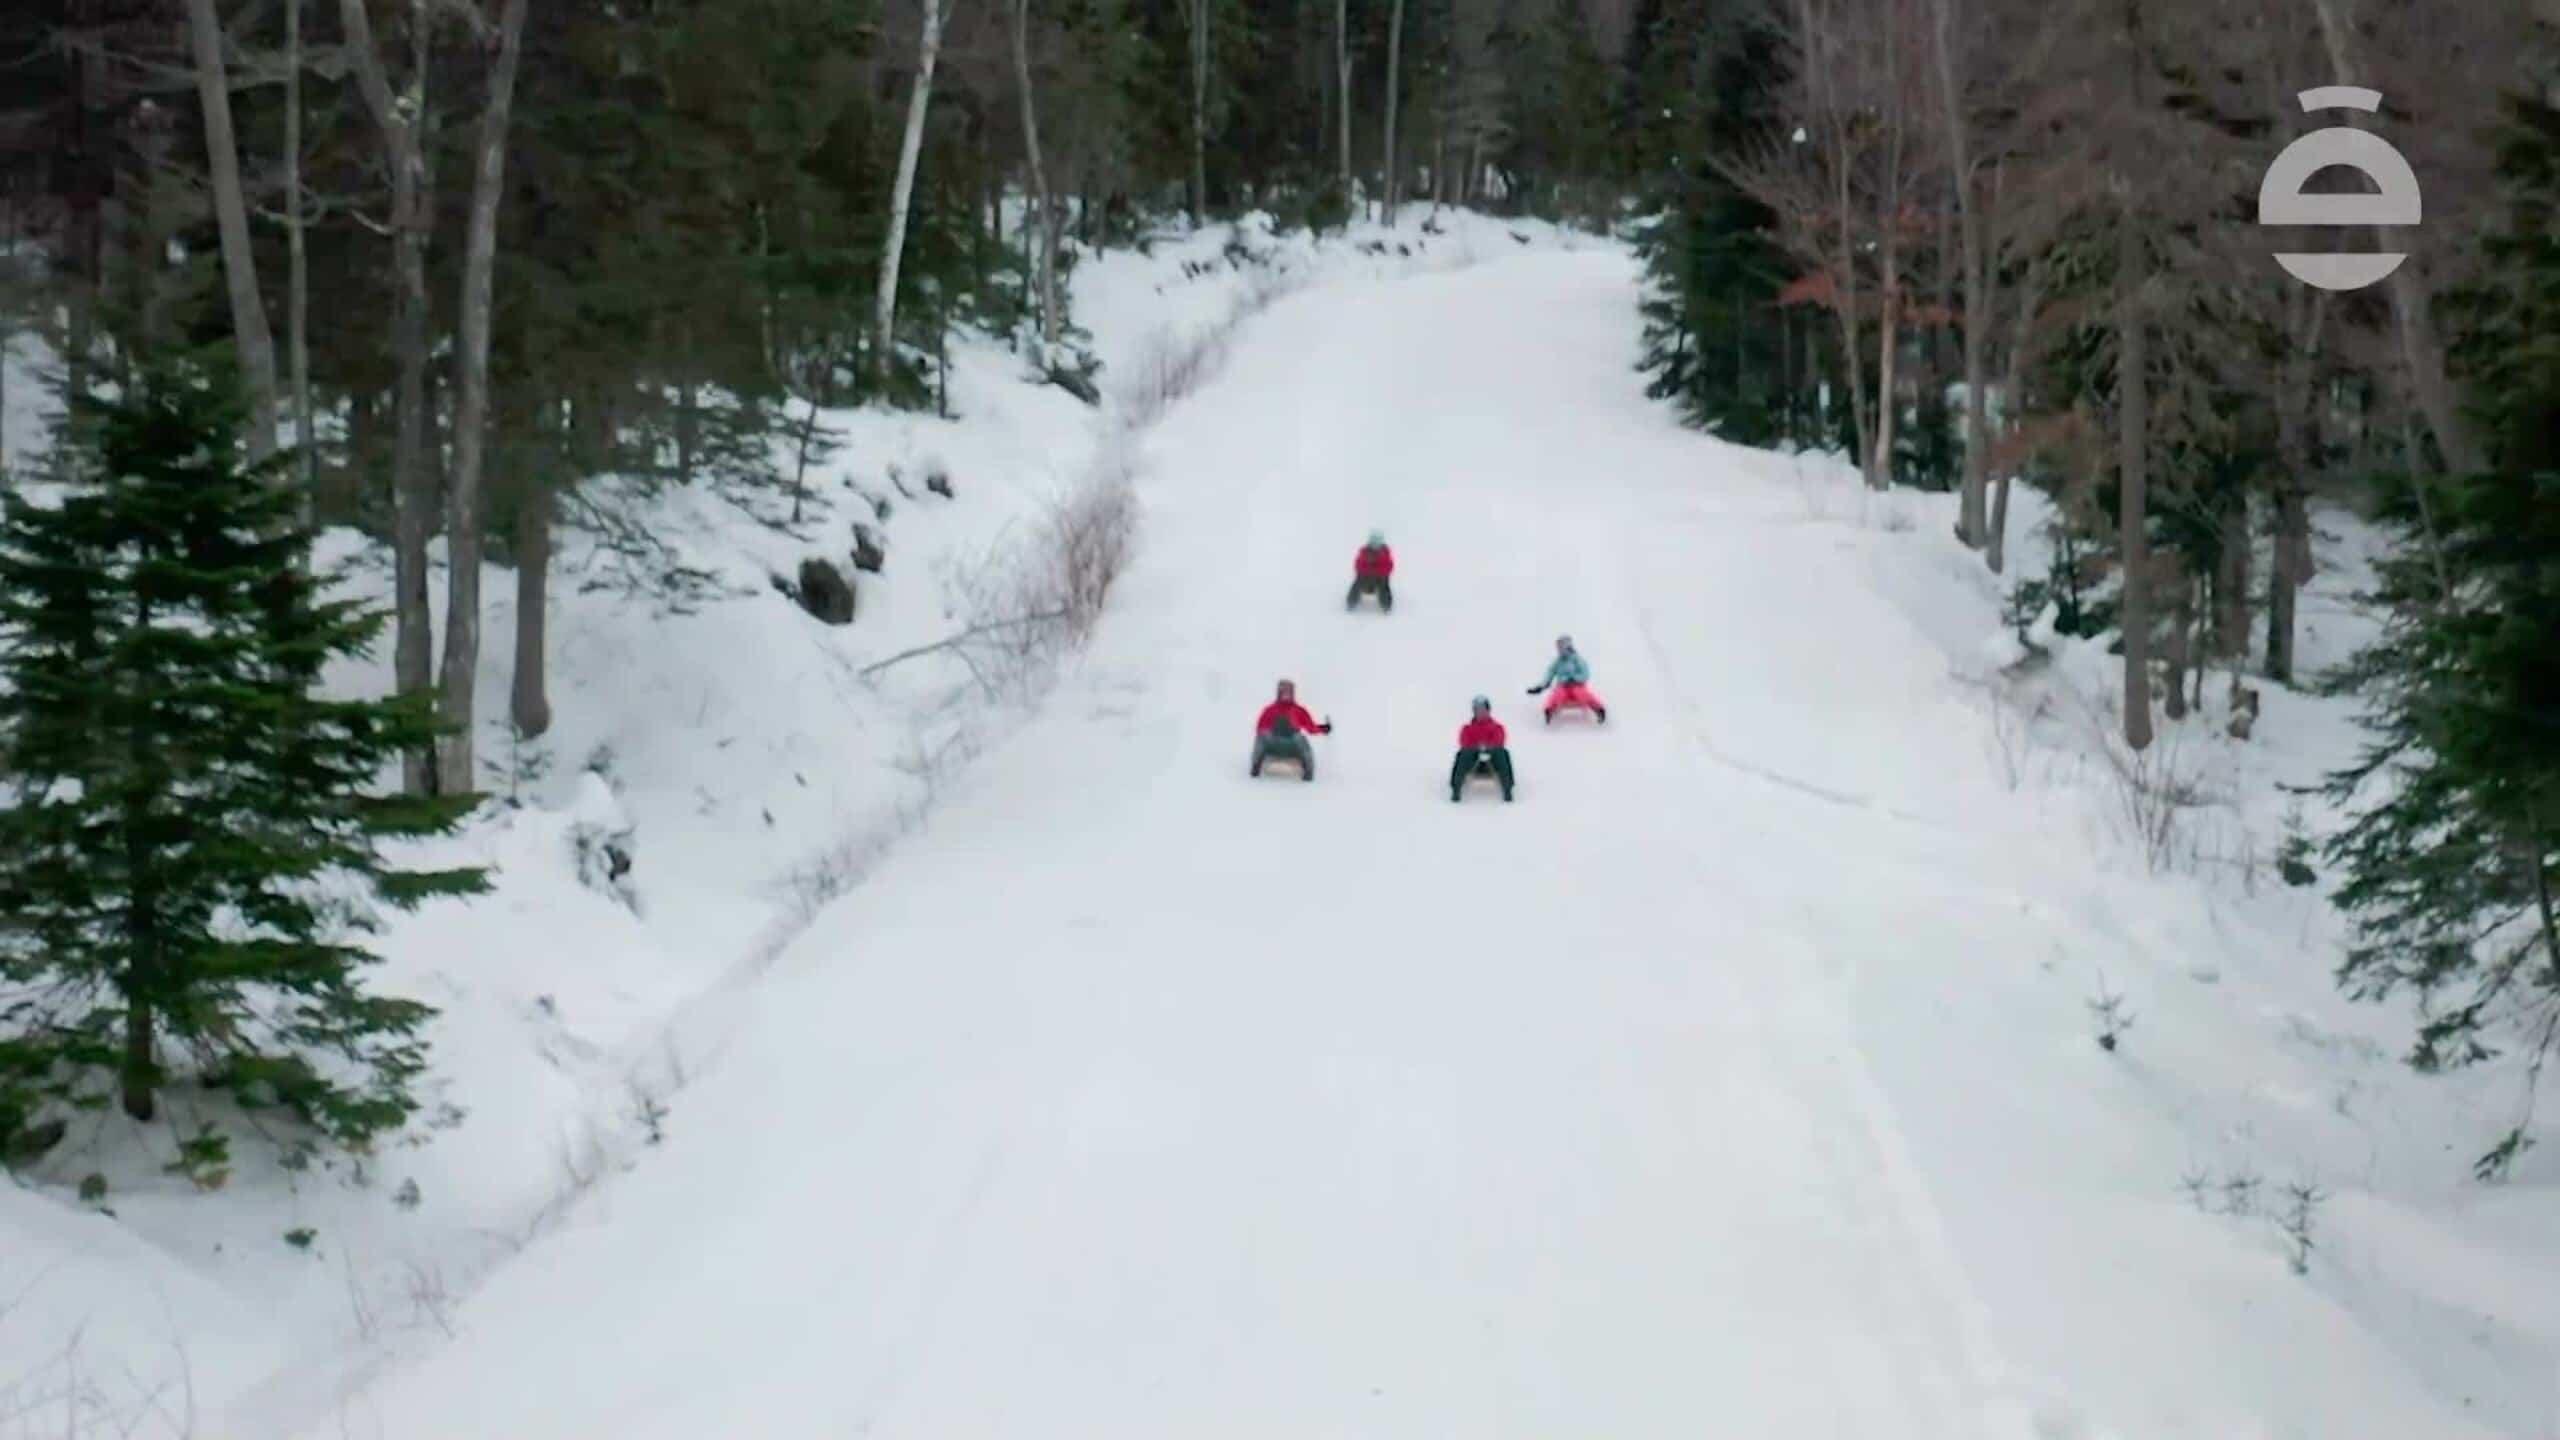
[265,244,2541,1440]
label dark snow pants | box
[1450,747,1514,798]
[1346,574,1393,611]
[1253,730,1315,779]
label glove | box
[1526,684,1546,695]
[1319,719,1334,734]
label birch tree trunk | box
[341,0,438,795]
[1381,0,1404,218]
[1010,0,1060,346]
[435,0,531,796]
[184,0,281,460]
[876,0,954,383]
[2118,217,2154,751]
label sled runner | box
[1347,533,1395,612]
[1531,637,1607,724]
[1451,751,1514,802]
[1451,697,1514,801]
[1540,682,1609,725]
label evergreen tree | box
[0,361,487,1181]
[2321,93,2560,1179]
[1629,1,1785,443]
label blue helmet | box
[1367,530,1386,547]
[1470,694,1491,712]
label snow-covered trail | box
[298,248,2034,1439]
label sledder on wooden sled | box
[1449,696,1515,802]
[1527,635,1607,724]
[1345,531,1395,612]
[1250,679,1333,780]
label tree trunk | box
[2164,566,2192,721]
[2267,291,2328,682]
[1382,0,1405,219]
[2216,492,2250,659]
[876,0,954,383]
[1931,0,1987,543]
[121,990,154,1122]
[435,0,531,797]
[2302,0,2484,479]
[285,0,314,507]
[1871,261,1900,489]
[1188,0,1209,224]
[511,475,552,739]
[1986,257,2045,576]
[1335,0,1352,196]
[184,0,282,461]
[1867,15,1905,492]
[2118,218,2154,751]
[2267,471,2305,683]
[341,0,438,794]
[1010,0,1060,347]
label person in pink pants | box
[1527,634,1608,723]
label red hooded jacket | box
[1354,544,1395,579]
[1458,715,1507,749]
[1257,700,1327,735]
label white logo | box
[2259,87,2421,292]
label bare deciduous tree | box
[1382,0,1406,216]
[1335,0,1353,196]
[435,0,532,796]
[340,0,439,794]
[877,0,957,382]
[183,0,281,460]
[1011,0,1061,347]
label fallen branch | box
[856,610,1070,680]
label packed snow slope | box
[305,251,2545,1439]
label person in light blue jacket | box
[1527,634,1607,723]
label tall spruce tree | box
[2321,92,2560,1180]
[0,362,487,1181]
[1630,1,1786,443]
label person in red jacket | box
[1449,695,1514,802]
[1251,679,1333,780]
[1346,530,1395,612]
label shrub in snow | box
[2225,678,2261,740]
[488,716,557,808]
[852,522,887,574]
[2277,800,2319,889]
[568,770,639,914]
[2087,975,2135,1053]
[924,460,955,499]
[2278,1182,2325,1275]
[793,556,857,625]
